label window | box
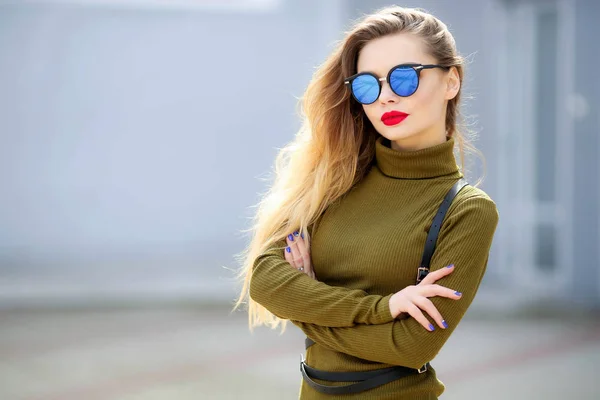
[533,5,559,271]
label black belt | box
[301,338,429,395]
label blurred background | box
[0,0,598,399]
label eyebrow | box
[357,62,422,75]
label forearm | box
[292,267,483,369]
[250,238,394,327]
[292,317,425,368]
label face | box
[355,32,460,151]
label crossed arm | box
[250,194,498,368]
[291,196,499,368]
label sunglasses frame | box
[344,63,450,105]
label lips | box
[381,111,409,126]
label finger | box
[406,303,435,332]
[284,244,296,268]
[286,233,304,270]
[419,284,463,300]
[419,264,455,285]
[413,296,447,329]
[294,232,313,273]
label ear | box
[444,67,460,100]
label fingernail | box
[446,264,454,268]
[286,247,291,253]
[442,320,448,328]
[293,231,299,237]
[288,234,294,241]
[301,232,304,239]
[429,324,435,331]
[455,291,462,296]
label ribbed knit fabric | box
[250,135,499,399]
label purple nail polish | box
[429,324,435,331]
[455,291,462,296]
[286,247,291,253]
[293,231,299,237]
[447,264,454,268]
[442,320,448,328]
[301,233,304,239]
[288,234,294,241]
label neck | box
[374,134,460,179]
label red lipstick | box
[381,111,409,126]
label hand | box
[388,264,462,331]
[284,230,316,280]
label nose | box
[378,78,399,104]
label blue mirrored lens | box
[351,74,379,104]
[390,67,418,97]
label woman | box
[233,5,499,399]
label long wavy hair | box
[232,5,482,332]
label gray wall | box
[0,0,344,302]
[0,0,598,308]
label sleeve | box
[290,195,499,369]
[249,236,395,328]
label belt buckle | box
[416,267,429,284]
[417,363,428,374]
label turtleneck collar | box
[374,135,460,179]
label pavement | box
[0,304,599,400]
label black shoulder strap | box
[416,178,469,284]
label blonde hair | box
[232,5,482,332]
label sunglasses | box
[344,63,450,105]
